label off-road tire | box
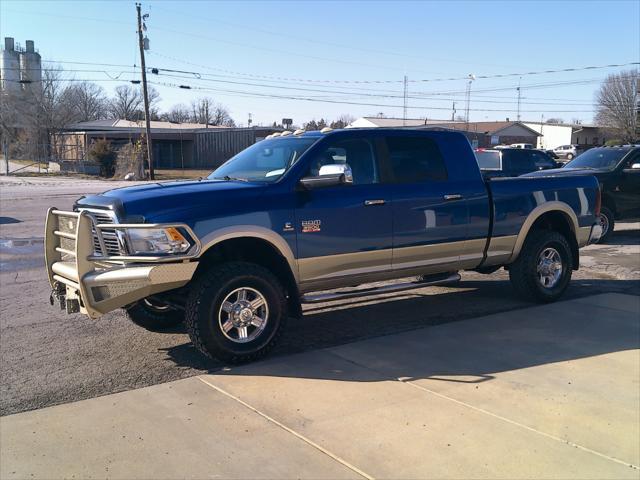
[509,230,573,303]
[185,262,287,364]
[125,299,184,331]
[597,206,615,243]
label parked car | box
[510,143,534,149]
[545,150,560,160]
[525,145,640,242]
[553,144,579,160]
[46,129,602,363]
[475,148,559,177]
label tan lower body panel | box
[298,240,484,291]
[576,225,592,247]
[483,235,518,267]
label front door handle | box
[443,194,463,201]
[364,199,386,206]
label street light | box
[465,74,475,132]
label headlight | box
[126,227,192,255]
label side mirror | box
[299,164,353,189]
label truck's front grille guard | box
[46,209,202,295]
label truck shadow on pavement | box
[162,278,640,385]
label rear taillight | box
[594,186,602,217]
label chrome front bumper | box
[45,208,199,319]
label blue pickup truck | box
[46,129,603,363]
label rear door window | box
[476,150,501,170]
[502,150,536,175]
[385,136,448,183]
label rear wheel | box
[509,230,573,303]
[125,298,183,331]
[185,262,287,364]
[566,153,574,160]
[596,206,615,243]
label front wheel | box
[125,298,184,331]
[596,206,615,243]
[566,153,574,160]
[509,230,573,303]
[184,262,287,364]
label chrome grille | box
[79,209,125,257]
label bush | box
[88,138,116,177]
[604,139,623,146]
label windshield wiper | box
[213,175,249,182]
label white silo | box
[0,37,22,95]
[19,40,42,95]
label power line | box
[147,80,604,113]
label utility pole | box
[516,77,522,122]
[136,3,154,180]
[402,75,408,126]
[451,101,456,121]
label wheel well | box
[194,237,302,317]
[529,211,579,270]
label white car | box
[553,144,579,160]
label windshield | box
[565,148,628,170]
[209,137,318,182]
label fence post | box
[2,141,8,175]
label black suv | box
[525,145,640,242]
[475,148,559,178]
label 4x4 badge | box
[301,220,321,233]
[283,222,294,232]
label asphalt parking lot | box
[1,175,639,418]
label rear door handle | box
[443,194,463,201]
[364,199,386,206]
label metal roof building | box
[52,120,282,172]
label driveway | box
[1,293,638,479]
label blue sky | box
[2,0,639,126]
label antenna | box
[403,75,408,126]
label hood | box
[522,167,607,178]
[76,179,266,220]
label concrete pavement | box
[2,293,638,479]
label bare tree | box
[161,104,191,123]
[62,81,108,122]
[546,118,565,124]
[330,114,355,129]
[109,84,159,120]
[595,70,639,142]
[190,97,235,126]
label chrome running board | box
[300,272,461,304]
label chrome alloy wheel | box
[218,287,269,343]
[537,247,563,289]
[598,213,610,239]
